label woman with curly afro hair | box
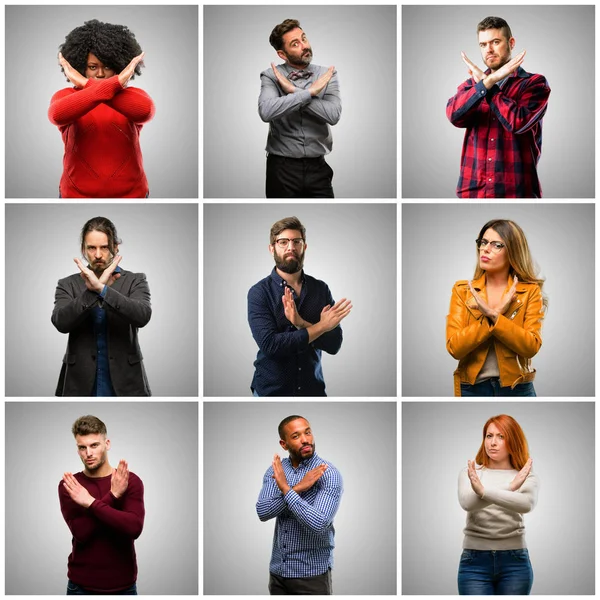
[49,19,155,198]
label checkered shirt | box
[446,67,550,198]
[256,452,343,578]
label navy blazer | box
[52,268,152,396]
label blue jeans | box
[461,379,536,397]
[458,549,533,595]
[66,580,137,595]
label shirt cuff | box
[474,79,488,98]
[98,285,108,298]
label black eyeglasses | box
[274,238,305,249]
[476,238,505,252]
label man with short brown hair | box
[259,19,341,198]
[446,16,551,198]
[59,415,145,594]
[247,216,351,396]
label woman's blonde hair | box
[474,219,548,309]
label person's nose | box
[96,67,105,78]
[95,249,102,258]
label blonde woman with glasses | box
[446,220,546,396]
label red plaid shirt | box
[447,67,550,198]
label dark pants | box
[269,570,332,595]
[266,154,334,198]
[458,549,533,595]
[66,580,138,595]
[460,379,536,397]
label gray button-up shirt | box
[258,63,341,158]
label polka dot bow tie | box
[288,70,313,81]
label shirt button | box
[488,178,492,182]
[491,138,494,141]
[297,386,301,390]
[298,367,302,371]
[488,158,492,161]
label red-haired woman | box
[458,414,539,595]
[447,219,546,396]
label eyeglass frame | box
[273,237,305,249]
[475,238,505,253]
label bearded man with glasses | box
[247,216,352,396]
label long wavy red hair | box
[475,414,529,470]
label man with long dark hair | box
[52,217,152,396]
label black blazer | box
[52,269,152,396]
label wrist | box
[482,75,496,90]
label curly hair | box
[58,19,143,81]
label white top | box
[458,466,539,550]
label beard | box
[274,249,305,274]
[81,452,107,472]
[289,442,315,464]
[284,47,313,68]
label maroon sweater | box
[58,471,145,592]
[48,76,155,198]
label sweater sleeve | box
[88,475,145,539]
[58,480,116,544]
[283,468,343,533]
[104,86,156,124]
[481,473,539,514]
[48,77,124,126]
[256,466,288,521]
[458,467,492,511]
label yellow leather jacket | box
[446,274,544,396]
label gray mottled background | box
[5,402,198,595]
[402,203,595,397]
[6,5,198,198]
[402,5,594,198]
[6,204,198,396]
[203,203,397,397]
[402,402,595,595]
[204,5,396,198]
[204,401,397,595]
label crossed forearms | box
[281,286,351,342]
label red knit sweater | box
[58,470,145,592]
[49,77,155,198]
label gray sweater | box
[458,466,539,550]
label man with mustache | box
[259,19,341,198]
[59,415,145,594]
[247,216,351,396]
[52,216,152,396]
[446,16,551,198]
[256,415,343,595]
